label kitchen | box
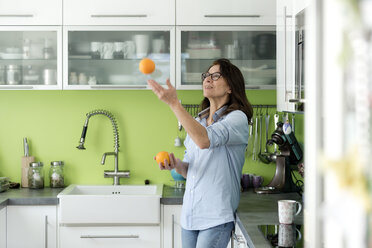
[0,0,371,247]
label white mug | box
[102,42,115,59]
[133,34,149,58]
[278,200,302,224]
[152,38,166,53]
[278,224,302,247]
[123,41,136,58]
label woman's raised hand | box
[147,79,178,107]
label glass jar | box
[49,161,64,188]
[28,162,44,189]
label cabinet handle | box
[288,98,306,103]
[91,14,147,18]
[90,85,147,89]
[0,86,34,89]
[80,235,139,239]
[0,14,34,18]
[283,6,288,103]
[204,14,260,18]
[172,214,175,247]
[44,215,48,248]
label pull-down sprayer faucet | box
[77,109,130,185]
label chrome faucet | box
[77,109,130,185]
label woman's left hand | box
[147,79,178,107]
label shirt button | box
[193,176,195,179]
[191,190,193,193]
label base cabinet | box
[0,207,6,248]
[59,226,160,248]
[6,205,57,248]
[162,205,182,248]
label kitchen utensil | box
[252,114,259,161]
[258,109,272,164]
[246,124,254,157]
[21,138,35,188]
[274,113,279,153]
[292,113,296,134]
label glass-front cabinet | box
[63,26,174,89]
[0,26,62,90]
[176,26,276,90]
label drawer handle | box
[0,14,34,18]
[204,14,260,18]
[0,86,34,89]
[90,85,147,89]
[80,235,139,239]
[91,14,147,18]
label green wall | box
[0,89,303,187]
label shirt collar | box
[198,105,228,122]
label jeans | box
[181,222,234,248]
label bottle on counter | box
[49,161,64,188]
[28,162,44,189]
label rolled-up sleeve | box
[206,110,249,148]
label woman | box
[148,58,253,248]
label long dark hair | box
[200,58,253,123]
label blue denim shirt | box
[181,106,249,230]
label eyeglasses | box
[201,72,223,81]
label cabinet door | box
[60,226,160,248]
[177,0,276,26]
[63,26,175,90]
[0,207,6,248]
[163,205,182,248]
[176,26,276,90]
[63,0,175,25]
[276,0,296,112]
[7,205,57,248]
[0,26,63,90]
[0,0,62,25]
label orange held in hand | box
[155,151,170,166]
[139,58,155,74]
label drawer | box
[59,226,160,248]
[0,0,62,25]
[177,0,276,25]
[63,0,175,25]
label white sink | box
[58,184,163,225]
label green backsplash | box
[0,89,303,187]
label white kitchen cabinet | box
[176,26,276,90]
[63,0,175,26]
[63,26,175,90]
[276,0,309,112]
[162,205,182,248]
[0,26,63,90]
[0,207,6,248]
[7,205,57,248]
[0,0,62,25]
[59,226,160,247]
[177,0,276,26]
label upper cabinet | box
[63,0,175,26]
[176,0,276,26]
[176,26,276,90]
[0,26,62,90]
[276,0,308,112]
[63,26,175,90]
[0,0,62,25]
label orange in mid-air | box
[139,58,155,74]
[155,151,170,166]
